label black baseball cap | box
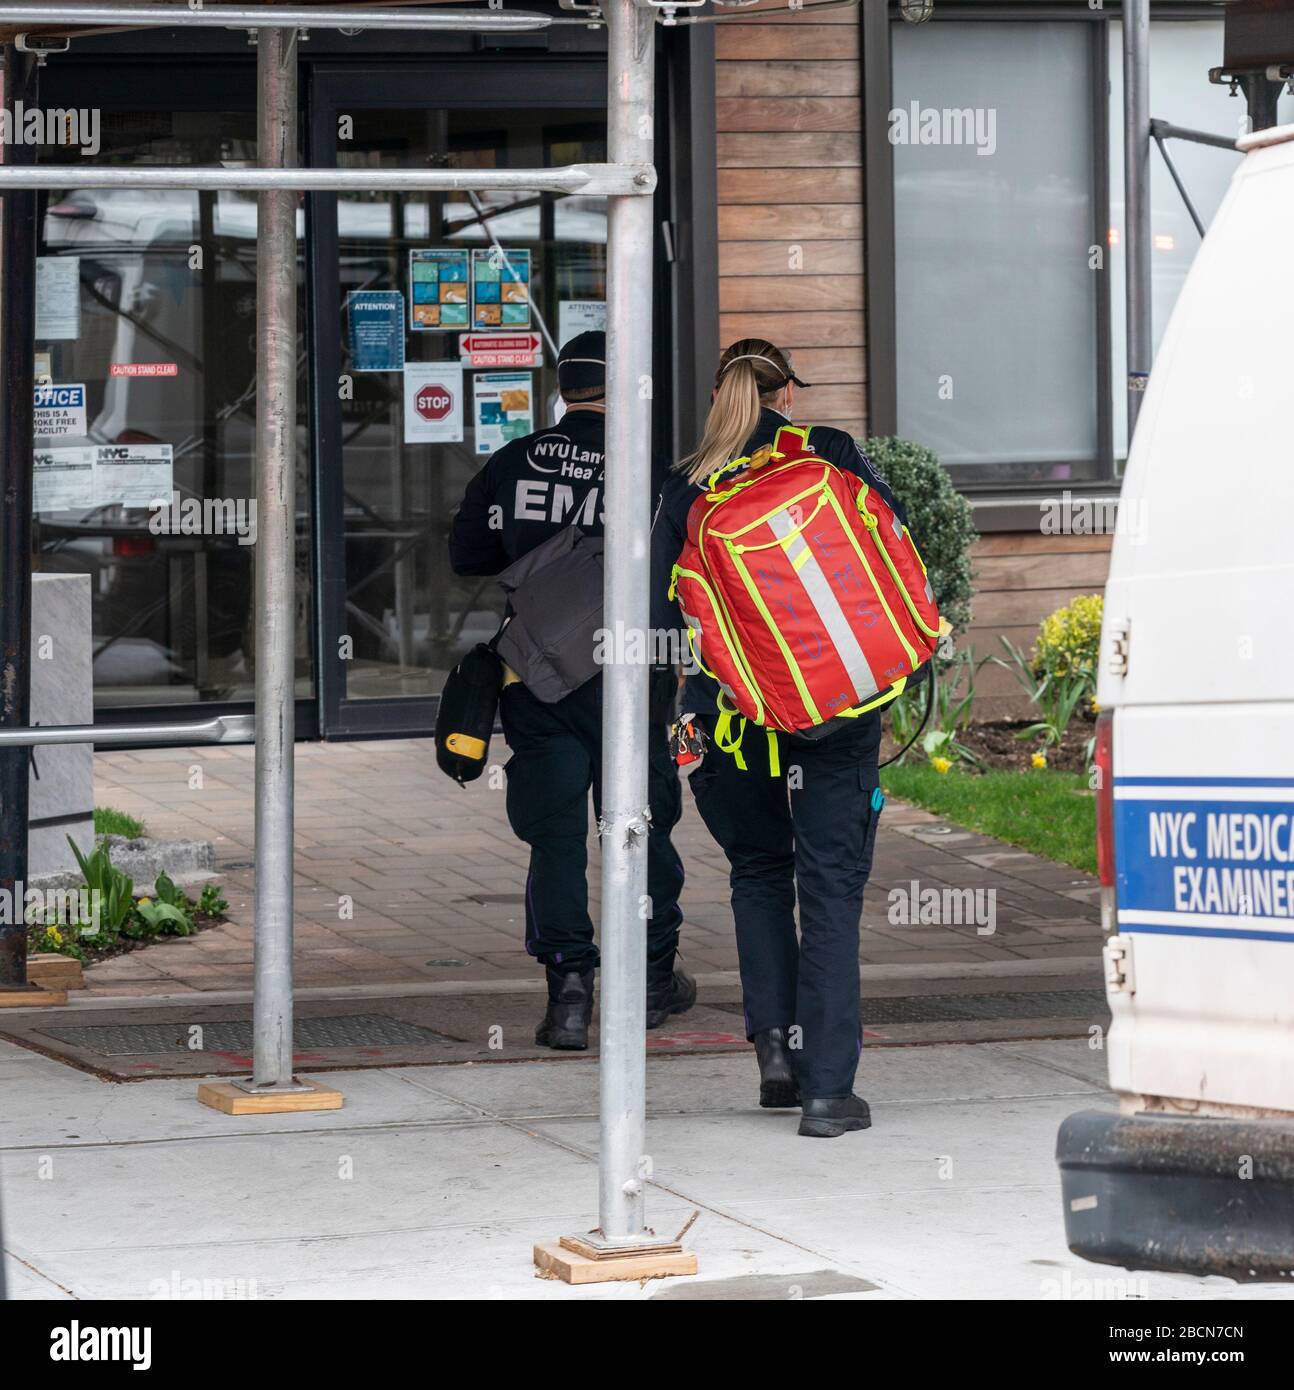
[557,330,606,394]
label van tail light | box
[112,536,155,558]
[1094,711,1117,933]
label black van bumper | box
[1056,1109,1294,1282]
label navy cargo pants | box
[688,714,884,1100]
[499,672,685,972]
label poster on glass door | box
[409,248,470,331]
[34,443,173,511]
[472,371,533,455]
[346,290,405,371]
[558,300,606,347]
[471,248,531,331]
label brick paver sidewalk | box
[86,739,1101,997]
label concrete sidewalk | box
[87,739,1101,998]
[2,1034,1290,1301]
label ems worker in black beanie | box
[449,331,694,1050]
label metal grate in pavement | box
[713,989,1109,1027]
[38,1013,454,1057]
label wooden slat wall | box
[715,0,866,435]
[965,532,1114,719]
[711,15,1109,720]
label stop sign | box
[415,383,454,421]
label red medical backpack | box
[670,424,940,739]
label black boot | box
[535,967,595,1050]
[645,948,697,1030]
[753,1028,800,1109]
[798,1094,872,1139]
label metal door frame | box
[306,59,608,740]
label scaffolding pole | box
[246,23,300,1094]
[0,44,38,996]
[596,0,656,1248]
[1123,0,1152,436]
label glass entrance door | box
[308,63,608,737]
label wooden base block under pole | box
[534,1236,698,1286]
[26,953,84,991]
[196,1078,344,1115]
[0,984,68,1008]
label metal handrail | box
[0,4,555,31]
[0,163,654,195]
[1149,118,1240,152]
[0,714,254,747]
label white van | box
[1057,124,1294,1280]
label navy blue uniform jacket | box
[449,408,607,576]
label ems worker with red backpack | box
[651,338,938,1138]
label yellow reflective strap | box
[856,494,940,641]
[728,488,831,554]
[714,698,749,771]
[902,524,931,577]
[837,675,908,718]
[709,468,830,538]
[776,424,811,449]
[676,564,767,724]
[822,487,920,669]
[705,448,787,499]
[766,729,780,778]
[685,624,718,681]
[707,453,751,492]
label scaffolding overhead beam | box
[0,4,555,33]
[0,164,654,195]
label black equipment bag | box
[435,643,504,785]
[494,526,604,704]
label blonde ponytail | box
[678,339,794,486]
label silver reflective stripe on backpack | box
[767,509,879,702]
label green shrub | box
[862,436,978,634]
[94,806,147,839]
[1033,593,1103,683]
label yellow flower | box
[136,897,151,907]
[931,756,953,775]
[1031,752,1048,769]
[1090,700,1101,714]
[48,926,62,945]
